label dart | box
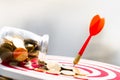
[73,14,105,65]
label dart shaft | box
[73,35,92,65]
[79,35,92,56]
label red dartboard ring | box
[57,62,120,80]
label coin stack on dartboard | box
[37,61,87,78]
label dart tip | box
[73,54,81,65]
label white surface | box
[0,0,120,66]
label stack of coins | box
[43,61,87,78]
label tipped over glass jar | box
[0,27,49,69]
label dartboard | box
[47,55,120,80]
[0,55,120,80]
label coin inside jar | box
[12,37,25,48]
[24,39,41,51]
[24,39,41,57]
[13,48,28,62]
[0,47,12,62]
[25,44,34,52]
[1,42,16,51]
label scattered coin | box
[73,67,81,75]
[46,61,61,72]
[74,75,88,80]
[34,68,45,72]
[61,64,73,71]
[24,61,33,69]
[61,70,75,76]
[46,70,60,75]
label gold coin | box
[1,42,15,51]
[34,68,45,72]
[13,48,28,62]
[74,75,87,79]
[73,67,81,75]
[0,47,12,61]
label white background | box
[0,0,120,66]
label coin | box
[13,48,28,62]
[1,42,15,51]
[74,75,87,79]
[12,38,25,48]
[34,68,45,72]
[73,67,81,75]
[24,61,34,69]
[25,43,34,52]
[46,61,61,72]
[60,70,75,76]
[0,47,12,61]
[61,64,73,71]
[46,70,60,75]
[24,39,40,50]
[24,39,40,57]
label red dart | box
[73,15,105,65]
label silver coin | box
[61,64,73,71]
[60,70,75,76]
[46,61,61,72]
